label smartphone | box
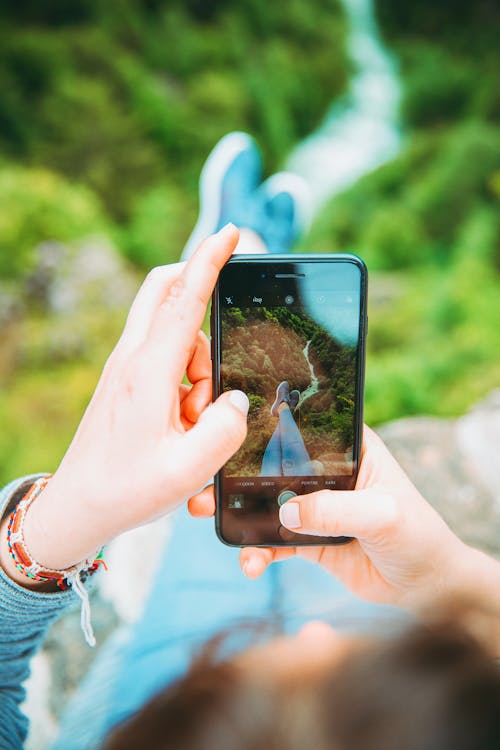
[211,253,367,547]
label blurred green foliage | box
[0,167,106,277]
[0,0,347,482]
[122,184,193,268]
[308,122,500,270]
[0,0,499,482]
[0,0,347,236]
[304,0,500,425]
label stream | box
[298,339,319,408]
[286,0,402,213]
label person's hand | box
[189,426,489,613]
[7,224,249,576]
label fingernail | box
[280,502,301,529]
[216,222,236,237]
[229,390,249,415]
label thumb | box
[180,390,249,486]
[279,488,400,541]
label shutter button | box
[277,490,297,506]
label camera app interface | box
[218,260,363,543]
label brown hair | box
[322,619,500,750]
[105,617,500,750]
[105,658,283,750]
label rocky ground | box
[378,389,500,558]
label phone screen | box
[212,255,366,547]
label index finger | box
[182,223,240,314]
[148,224,239,381]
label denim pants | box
[53,507,400,750]
[260,406,314,476]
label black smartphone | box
[211,253,367,547]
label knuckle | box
[163,277,187,307]
[307,491,335,534]
[145,265,167,283]
[378,492,402,533]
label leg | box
[274,555,409,638]
[53,509,280,750]
[181,132,310,260]
[278,405,315,476]
[260,424,282,476]
[104,507,279,732]
[181,133,263,260]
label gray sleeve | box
[0,476,78,750]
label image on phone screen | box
[213,255,366,547]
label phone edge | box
[212,252,368,548]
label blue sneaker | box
[270,381,290,417]
[288,389,300,411]
[181,132,311,259]
[181,132,262,260]
[254,172,311,254]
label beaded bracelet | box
[6,476,107,646]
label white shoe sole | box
[181,132,258,261]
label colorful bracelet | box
[6,476,106,588]
[6,476,107,646]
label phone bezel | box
[211,253,368,548]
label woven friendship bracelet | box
[6,476,107,646]
[6,476,105,588]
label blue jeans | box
[260,406,314,476]
[53,509,402,749]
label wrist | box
[22,474,103,571]
[0,477,103,591]
[447,542,500,655]
[454,544,500,614]
[0,476,106,646]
